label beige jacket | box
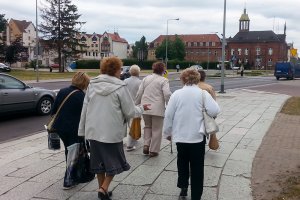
[135,74,172,117]
[198,82,216,100]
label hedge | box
[76,59,221,70]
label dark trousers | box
[58,131,78,161]
[176,138,206,200]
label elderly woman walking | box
[136,61,172,157]
[124,64,142,151]
[163,68,220,200]
[78,57,150,200]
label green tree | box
[155,35,185,61]
[39,0,85,72]
[5,37,27,65]
[0,14,7,60]
[173,35,186,60]
[132,36,148,60]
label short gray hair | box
[129,64,140,76]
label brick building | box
[148,34,222,64]
[226,8,288,69]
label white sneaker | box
[126,146,136,152]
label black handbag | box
[76,142,95,183]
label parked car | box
[0,63,11,72]
[120,66,131,80]
[189,65,203,71]
[274,62,300,80]
[0,73,56,116]
[231,66,240,70]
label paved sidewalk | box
[0,89,290,200]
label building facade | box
[226,8,288,69]
[78,31,128,60]
[148,34,222,64]
[6,19,37,62]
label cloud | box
[0,0,299,48]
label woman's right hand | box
[143,104,151,111]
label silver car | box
[0,73,56,116]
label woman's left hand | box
[143,104,151,111]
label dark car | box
[120,66,131,80]
[0,73,56,116]
[0,63,11,72]
[274,62,300,80]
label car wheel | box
[37,96,53,115]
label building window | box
[200,42,203,46]
[85,52,88,56]
[231,49,235,56]
[212,42,216,47]
[91,44,94,47]
[191,42,194,47]
[268,58,272,66]
[214,51,217,56]
[268,48,273,55]
[197,42,200,46]
[245,48,249,55]
[92,36,97,43]
[238,48,242,55]
[88,52,91,56]
[245,58,248,64]
[256,47,261,55]
[81,36,87,42]
[95,44,98,47]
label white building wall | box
[112,42,127,59]
[22,23,36,61]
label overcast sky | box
[1,0,299,49]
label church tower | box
[239,8,250,32]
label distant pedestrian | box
[240,65,244,77]
[176,64,180,72]
[124,64,142,151]
[136,61,172,157]
[163,68,220,200]
[78,57,150,200]
[51,72,90,189]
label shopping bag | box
[208,133,219,150]
[75,143,95,183]
[129,118,141,140]
[63,143,80,188]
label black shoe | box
[98,191,111,200]
[180,188,188,197]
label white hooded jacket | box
[78,74,144,143]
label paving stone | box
[143,193,178,200]
[204,151,228,168]
[219,133,244,144]
[0,181,52,200]
[204,166,222,187]
[222,160,251,178]
[0,176,27,195]
[218,175,252,200]
[229,148,256,163]
[34,179,86,200]
[121,165,164,185]
[165,157,177,171]
[202,187,217,200]
[215,141,236,154]
[29,166,65,183]
[111,184,148,200]
[8,159,61,179]
[143,151,176,167]
[149,171,178,196]
[68,191,98,200]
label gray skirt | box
[89,140,130,176]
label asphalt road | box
[0,76,296,143]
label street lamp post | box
[207,32,218,71]
[220,0,227,93]
[35,0,39,82]
[165,18,179,69]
